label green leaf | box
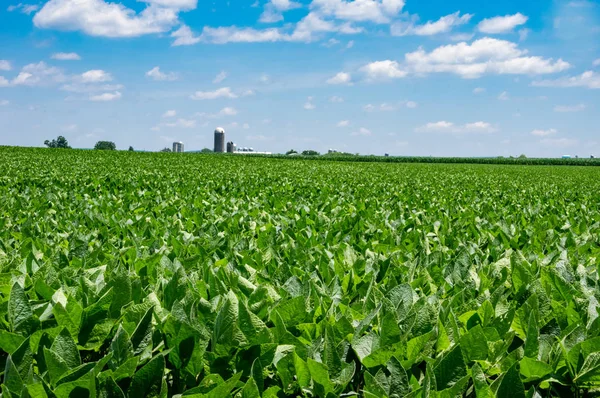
[524,312,539,359]
[51,328,81,369]
[241,377,261,398]
[0,330,26,354]
[131,307,154,359]
[127,355,165,398]
[3,355,24,395]
[460,325,488,362]
[99,375,126,398]
[472,363,493,398]
[294,352,311,389]
[520,357,553,382]
[238,299,272,346]
[497,362,526,398]
[387,357,409,398]
[574,352,600,384]
[433,344,466,391]
[251,358,264,395]
[8,283,35,334]
[43,347,70,386]
[109,325,133,370]
[308,358,335,395]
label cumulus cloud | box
[417,121,497,133]
[163,110,177,118]
[7,3,39,14]
[190,87,238,100]
[171,25,201,46]
[146,66,178,81]
[477,13,528,34]
[310,0,405,24]
[498,91,509,100]
[0,100,9,106]
[351,127,372,136]
[329,96,344,102]
[360,60,407,80]
[0,60,12,71]
[337,120,350,127]
[11,62,66,86]
[89,91,121,101]
[326,71,352,85]
[594,59,600,67]
[554,104,586,112]
[213,71,227,84]
[304,96,316,110]
[532,71,600,89]
[391,11,472,36]
[51,52,81,60]
[33,0,185,38]
[531,128,557,137]
[396,38,570,79]
[473,87,485,94]
[164,118,196,128]
[259,0,301,23]
[80,70,112,83]
[363,101,417,111]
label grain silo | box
[214,127,225,153]
[226,141,236,153]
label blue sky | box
[1,0,599,156]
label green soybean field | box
[1,147,600,398]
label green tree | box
[286,149,298,155]
[94,141,116,150]
[200,148,212,153]
[518,154,527,159]
[128,146,134,152]
[44,136,71,149]
[302,150,320,156]
[160,148,172,152]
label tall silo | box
[214,127,225,153]
[172,141,184,153]
[226,141,236,153]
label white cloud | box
[290,12,363,42]
[391,12,472,36]
[540,138,578,147]
[80,70,112,83]
[89,91,121,101]
[190,87,238,100]
[146,66,178,81]
[594,59,600,67]
[171,25,201,46]
[163,110,177,118]
[360,60,407,80]
[61,83,123,93]
[417,121,496,133]
[195,26,287,44]
[531,128,557,137]
[518,28,530,41]
[310,0,405,24]
[401,38,569,79]
[477,13,529,34]
[7,3,39,14]
[473,87,485,94]
[0,77,10,87]
[51,52,81,61]
[0,60,11,71]
[246,134,272,141]
[33,0,183,38]
[346,40,354,49]
[243,123,250,129]
[329,96,344,102]
[242,89,255,96]
[364,101,417,111]
[304,96,316,110]
[498,91,509,100]
[351,127,372,136]
[337,120,350,127]
[322,38,341,47]
[213,70,227,84]
[326,71,352,85]
[554,104,586,112]
[259,0,301,23]
[263,118,272,124]
[0,100,9,106]
[450,33,474,41]
[260,74,270,83]
[216,107,237,117]
[11,62,66,86]
[532,71,600,89]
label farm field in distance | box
[1,147,600,397]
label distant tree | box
[200,148,212,153]
[286,149,298,155]
[94,141,116,150]
[160,147,172,152]
[518,154,527,159]
[128,146,134,152]
[302,150,320,156]
[44,136,71,149]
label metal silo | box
[173,141,184,153]
[214,127,225,153]
[226,141,236,153]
